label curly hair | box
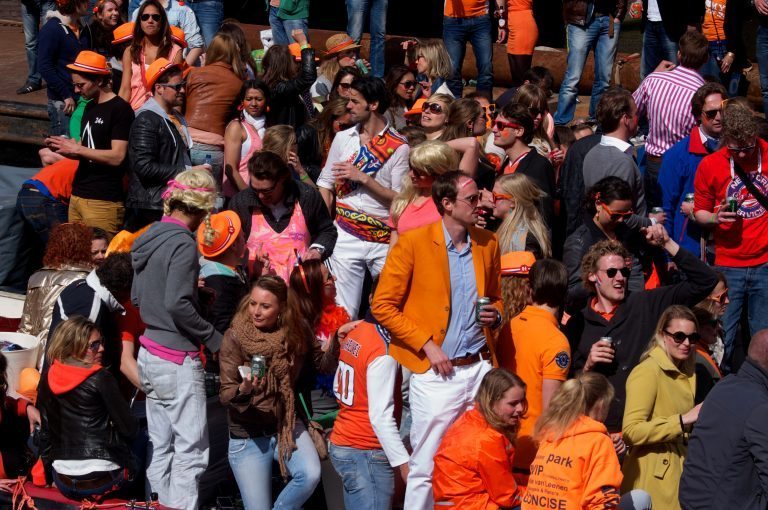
[163,168,217,245]
[43,223,94,269]
[580,239,631,294]
[722,99,758,146]
[95,252,133,299]
[501,276,530,321]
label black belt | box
[56,470,119,490]
[450,346,491,367]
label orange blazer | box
[371,220,503,374]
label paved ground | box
[0,23,47,106]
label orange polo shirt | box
[507,305,570,476]
[444,0,488,17]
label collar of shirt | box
[349,119,393,144]
[600,135,632,154]
[442,220,471,255]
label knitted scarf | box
[231,314,297,478]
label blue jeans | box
[700,41,741,97]
[53,468,131,501]
[443,15,493,97]
[186,0,223,48]
[47,99,70,137]
[346,0,388,78]
[268,6,309,46]
[554,16,620,125]
[16,185,69,246]
[20,0,55,84]
[756,26,768,116]
[329,444,394,510]
[716,263,768,371]
[641,20,678,79]
[228,422,321,510]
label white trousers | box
[327,226,389,319]
[405,360,492,510]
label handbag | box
[732,159,768,211]
[298,393,328,460]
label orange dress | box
[507,0,538,55]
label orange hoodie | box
[522,416,622,510]
[433,408,522,510]
[47,360,102,395]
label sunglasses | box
[484,104,497,114]
[664,330,701,344]
[251,182,278,195]
[708,288,729,305]
[601,267,631,278]
[492,192,513,203]
[600,202,633,221]
[400,80,417,89]
[88,339,104,351]
[339,82,353,90]
[140,13,161,21]
[493,120,522,131]
[528,106,543,117]
[158,81,186,92]
[422,102,443,115]
[457,194,480,206]
[702,108,722,120]
[727,143,756,154]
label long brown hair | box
[440,98,483,142]
[130,0,173,66]
[288,260,326,330]
[262,45,296,87]
[311,97,349,154]
[205,32,246,80]
[475,368,528,442]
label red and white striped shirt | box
[633,66,704,157]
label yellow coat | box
[621,345,696,510]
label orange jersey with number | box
[330,321,401,450]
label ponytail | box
[534,372,614,441]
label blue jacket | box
[679,359,768,510]
[38,12,92,102]
[660,127,711,257]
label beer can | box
[476,297,492,324]
[650,207,664,214]
[355,58,370,75]
[599,336,614,347]
[628,0,642,19]
[684,193,695,203]
[728,197,739,213]
[251,355,266,379]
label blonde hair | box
[205,32,246,80]
[640,304,698,375]
[534,372,614,441]
[501,276,530,321]
[47,316,100,365]
[318,58,340,82]
[495,174,551,257]
[162,168,216,245]
[390,140,458,226]
[262,125,297,163]
[417,39,453,81]
[475,368,528,442]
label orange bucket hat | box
[145,57,180,91]
[112,22,134,45]
[501,251,536,277]
[170,25,188,48]
[66,50,111,75]
[198,211,242,258]
[324,33,362,57]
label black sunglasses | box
[158,81,186,92]
[702,108,722,120]
[528,106,543,117]
[339,82,353,90]
[602,267,631,278]
[140,13,162,21]
[400,80,417,89]
[664,330,701,344]
[422,102,443,115]
[88,338,104,351]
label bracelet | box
[300,43,311,50]
[710,212,717,224]
[299,173,310,182]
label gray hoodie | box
[131,220,222,352]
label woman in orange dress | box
[506,0,539,85]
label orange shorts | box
[506,9,538,55]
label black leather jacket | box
[127,102,192,210]
[38,366,137,470]
[266,47,317,128]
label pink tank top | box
[223,120,262,198]
[247,201,310,282]
[129,44,182,110]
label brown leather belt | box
[56,471,117,491]
[450,346,491,367]
[646,154,663,163]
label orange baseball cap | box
[145,57,180,91]
[405,98,427,117]
[198,211,242,258]
[501,251,536,277]
[112,22,134,45]
[66,50,111,75]
[170,25,188,48]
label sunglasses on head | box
[158,81,186,92]
[602,267,631,278]
[664,330,701,344]
[493,119,522,131]
[702,108,722,120]
[400,80,417,89]
[422,102,443,115]
[140,13,161,21]
[600,202,633,221]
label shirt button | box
[444,306,450,312]
[663,459,669,465]
[440,329,446,335]
[616,340,622,346]
[622,366,628,371]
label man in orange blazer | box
[372,170,503,510]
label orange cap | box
[501,251,536,276]
[106,225,152,255]
[170,25,188,48]
[66,50,111,75]
[198,211,242,258]
[112,22,134,44]
[145,57,180,91]
[405,98,427,117]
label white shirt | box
[647,0,662,22]
[600,134,633,154]
[53,459,121,476]
[367,354,410,467]
[317,122,410,220]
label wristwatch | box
[310,246,325,255]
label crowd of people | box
[3,0,768,509]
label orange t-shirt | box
[507,306,570,474]
[29,158,78,202]
[444,0,488,18]
[702,0,726,42]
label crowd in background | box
[2,0,768,509]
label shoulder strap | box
[732,160,768,211]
